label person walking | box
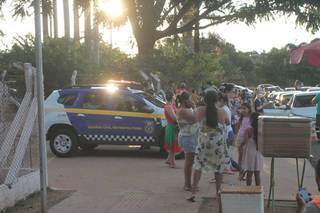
[176,91,199,191]
[241,112,263,186]
[188,90,230,202]
[163,91,181,168]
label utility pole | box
[34,0,48,212]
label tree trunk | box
[63,0,70,39]
[194,3,200,53]
[73,0,80,41]
[84,1,92,46]
[93,0,99,64]
[42,12,49,38]
[53,0,58,38]
[137,36,156,57]
[49,15,53,37]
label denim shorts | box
[178,135,197,153]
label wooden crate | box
[221,186,264,213]
[258,116,311,158]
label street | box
[47,145,319,213]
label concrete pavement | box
[48,145,319,213]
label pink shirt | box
[236,117,251,144]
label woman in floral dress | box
[188,90,230,202]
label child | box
[236,103,252,180]
[241,112,263,186]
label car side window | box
[293,95,316,108]
[57,94,78,106]
[114,95,146,112]
[82,92,112,110]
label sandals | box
[187,196,196,202]
[169,164,176,168]
[239,170,247,181]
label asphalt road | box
[47,145,320,213]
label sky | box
[0,1,319,55]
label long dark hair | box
[165,91,174,103]
[204,90,218,128]
[176,91,190,108]
[239,102,252,125]
[250,112,259,149]
[218,92,229,107]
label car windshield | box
[280,94,294,106]
[293,95,316,108]
[137,92,165,108]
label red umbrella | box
[290,40,320,67]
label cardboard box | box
[221,186,264,213]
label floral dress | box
[193,119,231,173]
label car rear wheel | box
[50,129,78,157]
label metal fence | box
[0,63,39,186]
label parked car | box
[44,84,169,157]
[285,87,296,91]
[264,86,283,93]
[307,87,320,92]
[257,84,275,91]
[300,86,312,91]
[264,91,319,119]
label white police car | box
[45,84,167,157]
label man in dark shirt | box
[296,159,320,213]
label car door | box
[68,90,116,142]
[111,93,157,144]
[291,94,316,118]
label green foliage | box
[0,35,133,96]
[1,34,320,98]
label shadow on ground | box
[72,146,165,159]
[1,188,75,213]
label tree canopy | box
[124,0,320,55]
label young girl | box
[164,91,181,168]
[236,103,252,179]
[241,112,263,186]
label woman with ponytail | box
[176,91,199,191]
[188,90,230,203]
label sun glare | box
[99,0,123,18]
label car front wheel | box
[50,129,78,157]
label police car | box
[45,84,167,157]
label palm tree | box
[63,0,71,38]
[82,0,92,46]
[73,0,80,41]
[42,0,53,38]
[53,0,58,38]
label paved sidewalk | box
[48,146,319,213]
